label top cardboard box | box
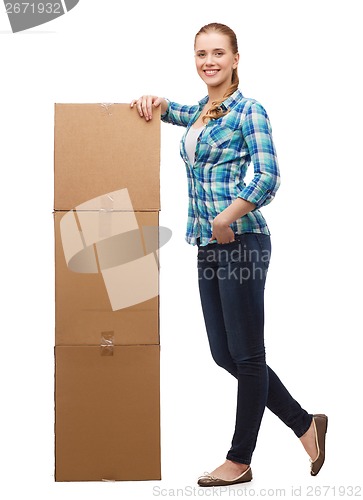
[54,104,160,211]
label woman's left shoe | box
[310,414,328,476]
[197,466,252,487]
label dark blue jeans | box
[197,233,312,465]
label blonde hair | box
[194,22,239,123]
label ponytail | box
[203,68,239,123]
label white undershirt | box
[185,126,204,165]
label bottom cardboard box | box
[55,345,161,481]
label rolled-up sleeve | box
[161,100,199,128]
[237,102,281,209]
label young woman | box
[131,22,327,487]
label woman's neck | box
[207,82,231,103]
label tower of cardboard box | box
[53,103,161,481]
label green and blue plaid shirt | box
[161,89,281,246]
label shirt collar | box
[198,88,244,111]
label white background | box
[1,1,362,499]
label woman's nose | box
[205,54,215,65]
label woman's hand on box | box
[130,95,167,121]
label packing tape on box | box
[100,103,114,116]
[76,188,138,245]
[100,331,114,356]
[99,193,114,239]
[60,188,172,311]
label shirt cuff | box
[237,189,273,210]
[160,98,170,119]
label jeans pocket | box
[254,234,271,270]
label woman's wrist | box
[160,98,169,115]
[213,212,230,228]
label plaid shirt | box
[161,89,281,246]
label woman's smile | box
[204,69,220,77]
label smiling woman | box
[131,21,327,488]
[193,24,239,125]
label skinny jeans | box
[197,233,312,464]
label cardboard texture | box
[54,103,161,481]
[55,345,161,481]
[54,104,160,211]
[54,210,159,346]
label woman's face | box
[194,32,239,92]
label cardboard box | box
[54,103,161,481]
[55,345,161,481]
[54,209,159,346]
[54,104,160,211]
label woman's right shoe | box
[310,414,328,476]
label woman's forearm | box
[159,98,169,115]
[214,198,256,227]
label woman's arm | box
[211,198,256,243]
[131,95,199,127]
[237,101,281,209]
[211,101,280,244]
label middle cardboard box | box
[54,103,161,347]
[55,204,159,346]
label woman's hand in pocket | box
[210,215,235,244]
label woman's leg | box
[198,234,268,465]
[197,234,314,471]
[267,367,312,437]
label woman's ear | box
[233,53,240,69]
